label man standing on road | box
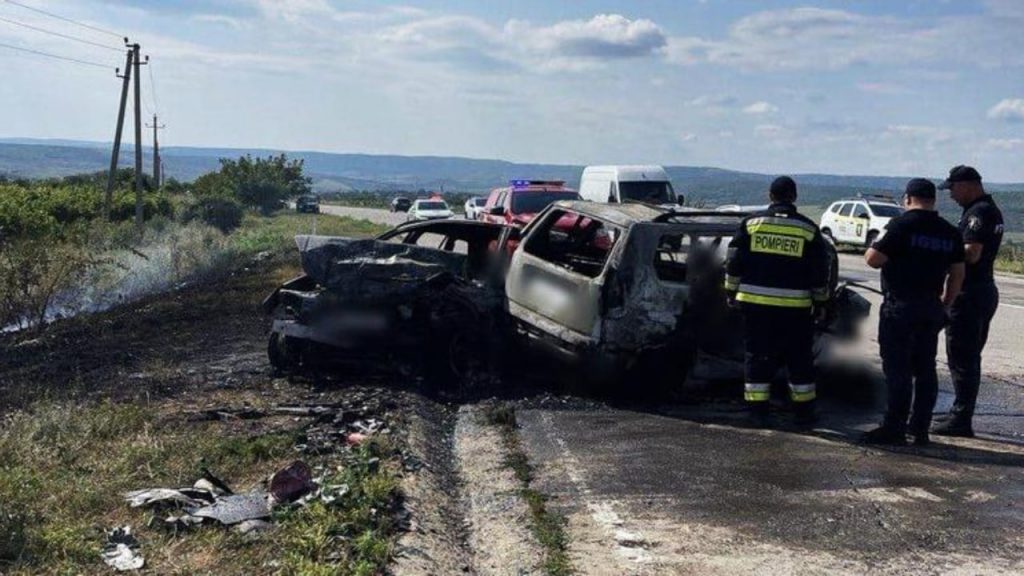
[933,166,1005,438]
[725,176,831,428]
[862,179,965,446]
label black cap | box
[938,165,982,189]
[905,178,936,199]
[770,176,797,201]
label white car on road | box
[464,196,487,220]
[819,196,904,247]
[407,199,454,222]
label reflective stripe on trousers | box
[789,382,816,403]
[736,283,812,308]
[745,382,770,402]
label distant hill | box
[1,138,1021,231]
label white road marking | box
[539,412,654,566]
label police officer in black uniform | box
[862,179,965,446]
[933,166,1004,437]
[725,176,831,428]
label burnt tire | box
[267,332,300,371]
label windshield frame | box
[417,201,449,211]
[510,190,579,214]
[868,203,903,218]
[617,180,676,204]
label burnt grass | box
[0,246,408,574]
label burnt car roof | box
[546,200,750,228]
[377,218,511,240]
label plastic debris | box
[101,526,144,571]
[270,460,317,504]
[191,491,272,525]
[124,488,215,509]
[236,519,275,535]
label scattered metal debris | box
[187,407,266,422]
[100,526,144,572]
[191,492,272,526]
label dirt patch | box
[455,404,546,576]
[392,396,474,575]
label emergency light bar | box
[510,179,566,189]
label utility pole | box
[131,44,149,232]
[146,114,165,188]
[104,42,132,220]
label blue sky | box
[1,0,1022,181]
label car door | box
[850,203,870,244]
[835,203,854,242]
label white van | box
[579,165,681,206]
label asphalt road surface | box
[320,205,1024,574]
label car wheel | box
[267,332,300,372]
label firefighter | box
[862,178,964,446]
[933,166,1004,438]
[725,176,831,428]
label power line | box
[2,0,123,40]
[0,39,112,68]
[0,15,123,52]
[147,60,158,114]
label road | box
[319,205,1024,574]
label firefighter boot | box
[793,401,817,431]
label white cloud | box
[987,138,1024,150]
[679,132,697,142]
[987,99,1024,122]
[754,124,784,136]
[507,14,666,61]
[743,101,778,115]
[664,5,1024,71]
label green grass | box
[0,401,400,575]
[484,405,573,576]
[230,211,389,255]
[995,241,1024,275]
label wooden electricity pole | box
[104,44,133,220]
[146,114,165,188]
[132,43,145,231]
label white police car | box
[819,195,904,247]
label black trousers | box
[878,297,946,434]
[946,283,999,423]
[742,306,815,404]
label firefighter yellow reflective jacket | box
[725,202,831,308]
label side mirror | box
[676,196,686,206]
[858,213,870,219]
[489,206,505,216]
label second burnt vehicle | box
[263,219,518,384]
[503,201,870,389]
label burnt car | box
[263,219,516,384]
[504,201,869,389]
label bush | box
[194,154,311,215]
[0,236,96,331]
[182,195,245,233]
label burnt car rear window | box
[653,233,727,283]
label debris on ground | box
[187,406,267,422]
[269,460,317,504]
[191,491,272,525]
[100,526,144,571]
[123,402,391,536]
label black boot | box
[793,401,817,431]
[748,403,771,428]
[861,425,907,446]
[931,418,975,438]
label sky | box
[0,0,1022,181]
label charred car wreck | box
[264,202,870,389]
[263,220,515,383]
